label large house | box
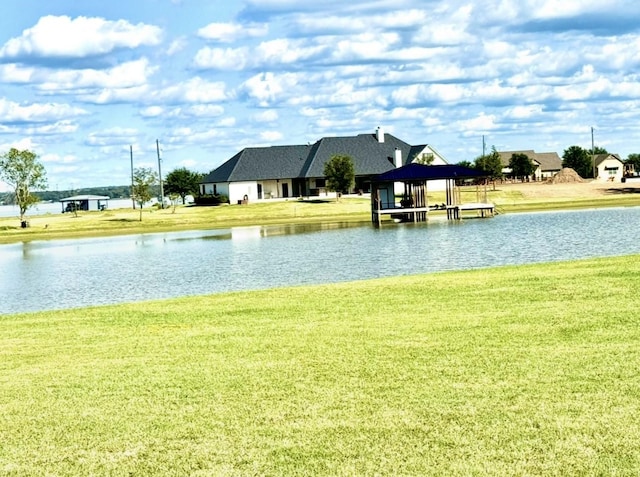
[497,150,563,181]
[200,128,448,203]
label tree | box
[626,153,640,174]
[509,153,537,182]
[131,167,158,221]
[590,146,608,156]
[414,152,435,165]
[473,146,503,189]
[562,146,592,178]
[0,148,47,225]
[164,167,203,204]
[323,154,355,201]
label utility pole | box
[156,139,165,209]
[482,135,486,157]
[591,127,596,179]
[130,145,135,209]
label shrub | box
[194,194,229,206]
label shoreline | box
[1,181,640,245]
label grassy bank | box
[2,183,640,244]
[2,256,640,475]
[0,198,371,244]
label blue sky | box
[1,0,640,192]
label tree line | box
[460,145,640,183]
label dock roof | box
[373,163,486,182]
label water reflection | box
[2,208,640,315]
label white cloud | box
[197,22,268,42]
[0,97,87,123]
[0,15,162,60]
[0,138,36,153]
[86,127,139,147]
[26,120,79,135]
[260,130,283,142]
[41,152,78,165]
[193,46,251,70]
[91,85,151,104]
[242,72,293,106]
[167,37,188,56]
[36,59,157,92]
[141,104,225,119]
[154,77,229,103]
[457,113,499,135]
[165,127,225,145]
[253,110,279,122]
[293,9,428,34]
[140,106,165,118]
[504,105,545,120]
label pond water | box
[2,207,640,315]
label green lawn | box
[2,256,639,475]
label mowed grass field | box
[2,256,640,475]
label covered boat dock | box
[60,195,109,213]
[371,163,493,226]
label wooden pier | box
[446,202,495,220]
[370,163,494,226]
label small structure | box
[60,195,109,213]
[370,163,492,226]
[594,154,624,182]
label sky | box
[1,0,640,192]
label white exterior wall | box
[228,181,258,203]
[203,180,295,201]
[540,169,558,179]
[597,158,624,182]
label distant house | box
[200,128,449,203]
[498,150,562,181]
[60,195,109,213]
[594,153,624,182]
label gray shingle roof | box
[594,153,622,167]
[301,133,412,177]
[202,145,309,182]
[498,150,562,171]
[533,152,562,171]
[202,132,419,183]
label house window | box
[213,184,218,195]
[315,178,326,187]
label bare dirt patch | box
[495,180,640,199]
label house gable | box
[594,153,623,168]
[409,144,448,165]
